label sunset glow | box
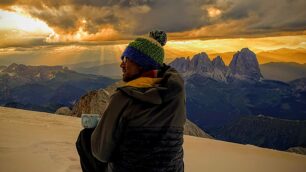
[0,0,305,66]
[207,7,222,18]
[0,9,53,34]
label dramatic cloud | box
[0,0,305,47]
[221,0,306,32]
[1,0,215,37]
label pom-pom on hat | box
[121,30,167,70]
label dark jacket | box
[91,65,186,172]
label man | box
[76,30,186,172]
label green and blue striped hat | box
[121,30,167,70]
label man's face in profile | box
[120,56,143,82]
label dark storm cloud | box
[131,0,214,34]
[72,0,153,7]
[221,0,306,32]
[0,0,216,35]
[0,0,16,7]
[1,0,306,42]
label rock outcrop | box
[228,48,263,81]
[286,146,306,155]
[72,81,124,117]
[72,88,110,117]
[184,119,213,138]
[55,107,72,116]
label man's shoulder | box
[110,89,131,102]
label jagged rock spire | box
[169,48,263,82]
[228,48,263,81]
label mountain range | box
[214,115,306,150]
[169,48,306,150]
[68,62,122,79]
[260,62,306,82]
[65,55,306,83]
[208,48,306,65]
[170,48,263,82]
[0,63,116,112]
[1,48,305,151]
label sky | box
[0,0,306,66]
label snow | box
[0,106,305,172]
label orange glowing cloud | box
[1,0,306,67]
[45,24,123,43]
[207,7,222,18]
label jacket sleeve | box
[90,91,130,162]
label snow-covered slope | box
[0,107,305,172]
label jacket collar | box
[125,77,162,88]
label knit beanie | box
[121,30,167,70]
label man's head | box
[120,56,143,82]
[120,30,167,82]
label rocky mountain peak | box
[212,56,226,69]
[169,48,263,82]
[4,63,27,73]
[190,52,211,67]
[191,52,210,62]
[211,56,228,82]
[2,63,69,81]
[168,57,190,73]
[228,48,263,81]
[170,53,227,82]
[189,52,213,74]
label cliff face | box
[184,119,213,138]
[72,88,110,117]
[71,81,124,117]
[228,48,263,81]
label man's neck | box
[140,70,158,78]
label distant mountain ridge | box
[169,48,306,151]
[169,49,306,126]
[260,62,306,82]
[0,65,6,71]
[1,63,69,84]
[208,48,306,65]
[170,48,263,82]
[68,63,121,79]
[214,115,306,150]
[0,63,116,112]
[62,48,306,82]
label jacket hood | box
[118,65,184,104]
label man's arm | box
[90,91,130,162]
